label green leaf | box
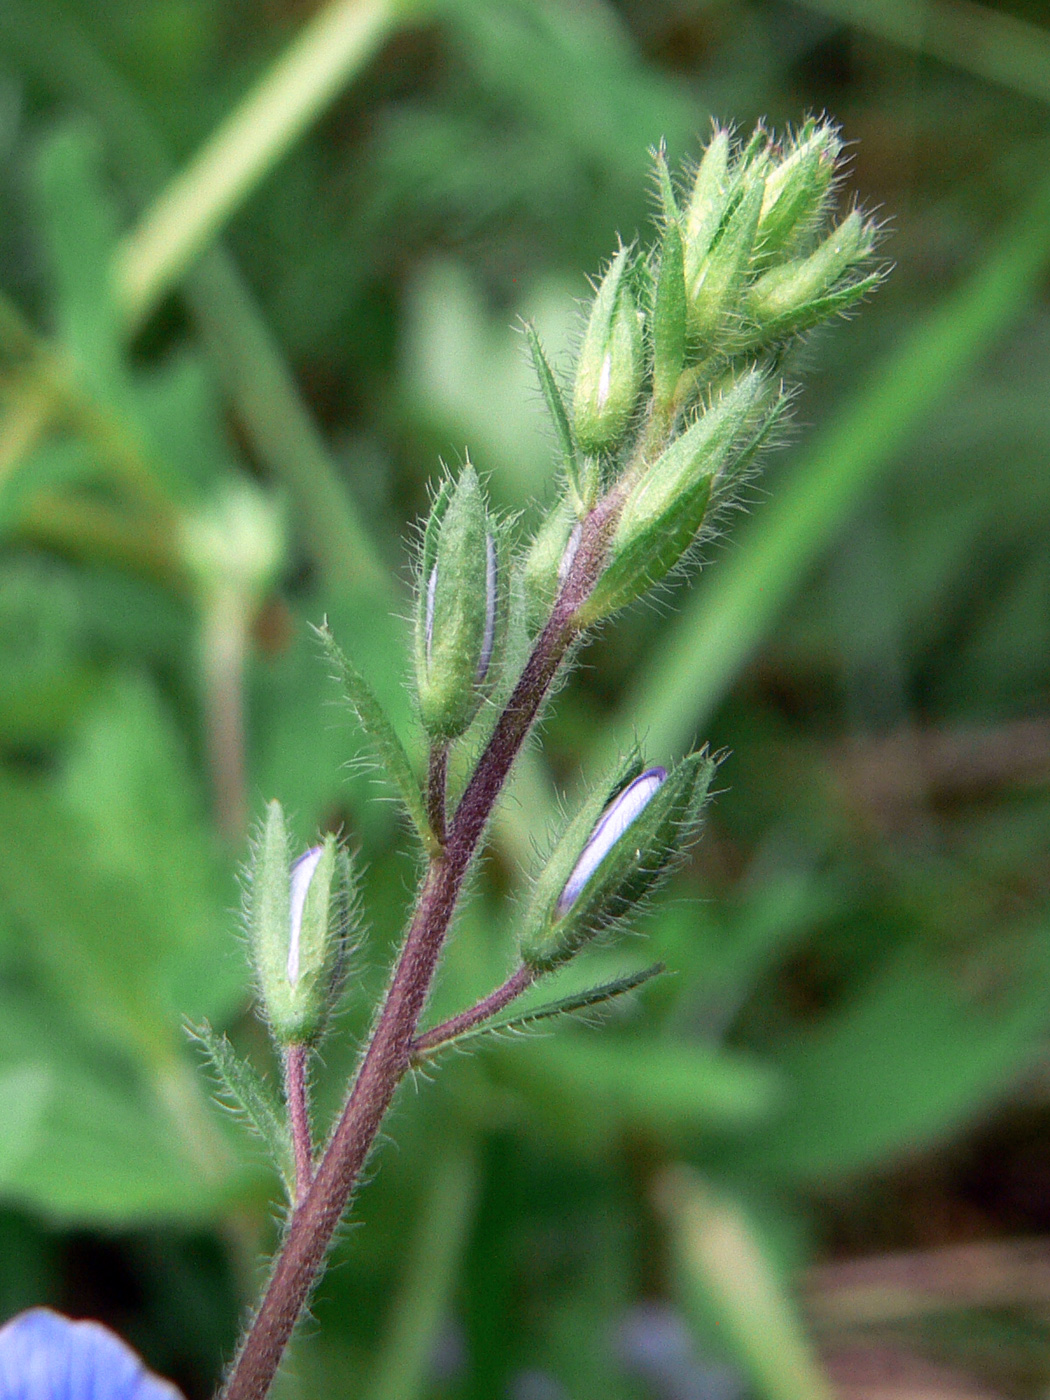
[737,936,1050,1181]
[522,320,580,506]
[0,990,228,1224]
[316,619,434,850]
[0,1065,50,1183]
[0,674,240,1060]
[489,1034,780,1148]
[663,1169,835,1400]
[191,1022,294,1199]
[33,122,126,404]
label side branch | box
[411,965,534,1060]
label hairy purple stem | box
[219,504,615,1400]
[411,965,534,1059]
[283,1046,312,1202]
[426,743,449,846]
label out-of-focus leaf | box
[0,673,241,1059]
[32,122,126,403]
[488,1033,779,1149]
[737,935,1050,1181]
[0,990,228,1223]
[660,1166,835,1400]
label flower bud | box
[580,370,771,623]
[248,801,355,1046]
[747,210,877,340]
[573,248,643,455]
[520,751,715,974]
[415,466,504,742]
[755,120,842,258]
[180,480,284,603]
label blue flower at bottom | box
[0,1310,183,1400]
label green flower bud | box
[747,210,877,340]
[248,801,355,1046]
[755,119,842,257]
[180,480,284,603]
[520,751,715,974]
[415,465,504,742]
[573,248,644,454]
[580,370,771,623]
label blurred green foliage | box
[2,0,1050,1396]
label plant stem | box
[284,1045,313,1202]
[411,966,534,1060]
[200,587,251,844]
[426,743,449,846]
[220,503,614,1400]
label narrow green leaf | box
[316,621,434,850]
[522,320,580,503]
[190,1021,294,1198]
[419,965,666,1060]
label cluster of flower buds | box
[414,464,506,744]
[247,800,356,1047]
[523,120,878,628]
[519,749,715,974]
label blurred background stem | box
[115,0,411,330]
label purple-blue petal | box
[0,1310,183,1400]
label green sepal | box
[316,621,434,850]
[750,271,884,346]
[520,751,715,974]
[572,247,644,455]
[412,964,667,1063]
[653,144,682,225]
[652,219,687,411]
[415,465,503,743]
[756,119,842,259]
[687,174,764,344]
[580,369,770,622]
[747,211,878,337]
[523,495,578,629]
[190,1020,295,1200]
[684,127,731,262]
[522,321,583,507]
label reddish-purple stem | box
[219,503,615,1400]
[426,743,449,845]
[283,1045,312,1201]
[411,965,535,1058]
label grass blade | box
[114,0,409,330]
